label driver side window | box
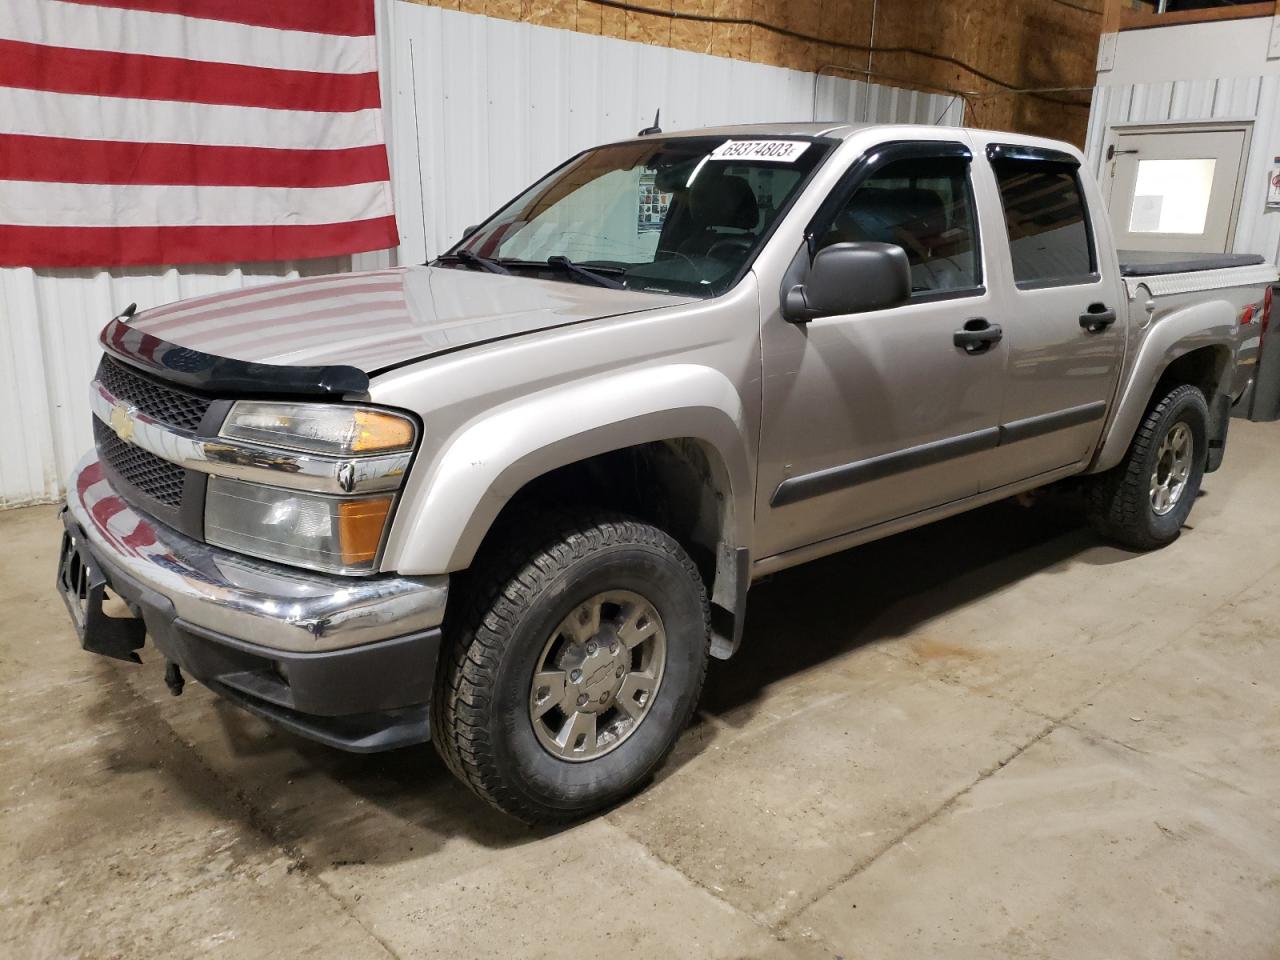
[820,156,981,297]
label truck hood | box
[128,266,694,373]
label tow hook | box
[164,661,185,697]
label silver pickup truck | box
[58,123,1276,823]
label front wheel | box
[1085,383,1209,550]
[432,512,710,824]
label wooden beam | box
[1121,1,1274,32]
[1100,0,1125,36]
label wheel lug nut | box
[609,642,619,654]
[577,694,588,707]
[616,667,624,678]
[569,669,582,682]
[600,692,609,703]
[586,641,597,655]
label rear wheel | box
[432,512,709,824]
[1085,383,1208,550]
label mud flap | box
[1207,392,1230,473]
[56,509,146,663]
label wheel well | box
[1155,345,1230,404]
[471,440,745,658]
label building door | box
[1103,124,1250,254]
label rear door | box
[978,143,1126,490]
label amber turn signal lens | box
[352,410,417,453]
[337,496,394,566]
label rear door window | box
[991,159,1097,288]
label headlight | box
[208,401,418,575]
[205,477,394,575]
[219,401,416,456]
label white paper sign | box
[709,140,810,163]
[1268,167,1280,207]
[1129,195,1164,233]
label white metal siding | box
[0,0,959,507]
[1086,75,1280,264]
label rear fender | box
[1091,298,1236,473]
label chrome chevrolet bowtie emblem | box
[109,402,135,444]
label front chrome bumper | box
[66,452,448,653]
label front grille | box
[93,418,185,508]
[96,356,212,433]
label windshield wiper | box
[436,249,511,275]
[545,256,626,290]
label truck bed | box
[1118,251,1268,278]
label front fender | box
[1091,296,1236,474]
[384,363,753,574]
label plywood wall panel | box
[670,0,715,54]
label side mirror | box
[461,224,480,240]
[782,241,911,322]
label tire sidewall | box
[1141,388,1208,541]
[486,539,706,817]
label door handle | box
[953,318,1003,354]
[1080,303,1118,333]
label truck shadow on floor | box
[111,493,1151,859]
[700,493,1134,722]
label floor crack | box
[785,714,1060,929]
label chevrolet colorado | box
[58,123,1277,823]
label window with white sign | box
[1128,158,1216,234]
[1104,123,1250,254]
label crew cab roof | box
[635,121,871,141]
[633,123,1082,158]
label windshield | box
[446,137,831,297]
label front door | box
[755,141,1008,560]
[1103,124,1250,254]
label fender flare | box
[387,363,754,576]
[1091,296,1236,474]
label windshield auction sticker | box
[709,140,810,163]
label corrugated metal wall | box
[0,0,959,507]
[1084,75,1280,263]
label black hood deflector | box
[100,318,370,397]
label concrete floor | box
[4,421,1279,960]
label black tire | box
[431,511,710,824]
[1085,383,1209,550]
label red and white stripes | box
[76,459,160,557]
[0,0,398,267]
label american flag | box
[0,0,399,268]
